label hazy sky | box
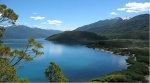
[0,0,149,31]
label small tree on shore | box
[45,62,68,82]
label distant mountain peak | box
[41,28,51,30]
[122,16,131,20]
[75,17,123,31]
[108,17,122,20]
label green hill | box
[46,31,107,43]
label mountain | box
[122,16,131,20]
[75,17,123,31]
[88,14,149,39]
[46,31,107,43]
[2,25,62,39]
[76,14,149,39]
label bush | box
[92,74,127,82]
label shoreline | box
[85,46,149,82]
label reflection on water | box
[49,44,62,55]
[111,54,127,67]
[2,39,128,82]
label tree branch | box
[9,54,17,64]
[11,43,29,67]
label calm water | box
[2,39,128,82]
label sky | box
[0,0,149,31]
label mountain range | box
[3,14,148,40]
[75,14,149,39]
[75,17,123,31]
[2,25,62,39]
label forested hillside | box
[76,14,149,39]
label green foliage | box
[125,56,136,64]
[0,60,29,82]
[136,55,149,64]
[0,4,43,82]
[127,62,149,75]
[46,31,107,44]
[92,67,147,82]
[0,38,43,82]
[45,62,68,82]
[0,4,18,24]
[86,39,148,48]
[10,38,44,66]
[128,47,149,56]
[92,52,149,82]
[116,70,145,81]
[93,74,127,82]
[88,38,149,82]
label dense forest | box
[46,31,107,44]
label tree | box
[0,4,44,82]
[45,62,68,82]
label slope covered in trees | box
[89,14,149,39]
[76,14,149,39]
[46,31,107,44]
[75,17,123,31]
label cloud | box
[30,16,45,20]
[47,20,62,25]
[110,12,118,15]
[117,2,150,13]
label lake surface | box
[2,39,128,82]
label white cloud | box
[47,20,62,25]
[110,12,118,15]
[117,2,150,13]
[30,16,45,20]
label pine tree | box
[45,62,68,82]
[0,4,44,82]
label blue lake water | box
[2,39,128,82]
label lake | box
[2,39,128,82]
